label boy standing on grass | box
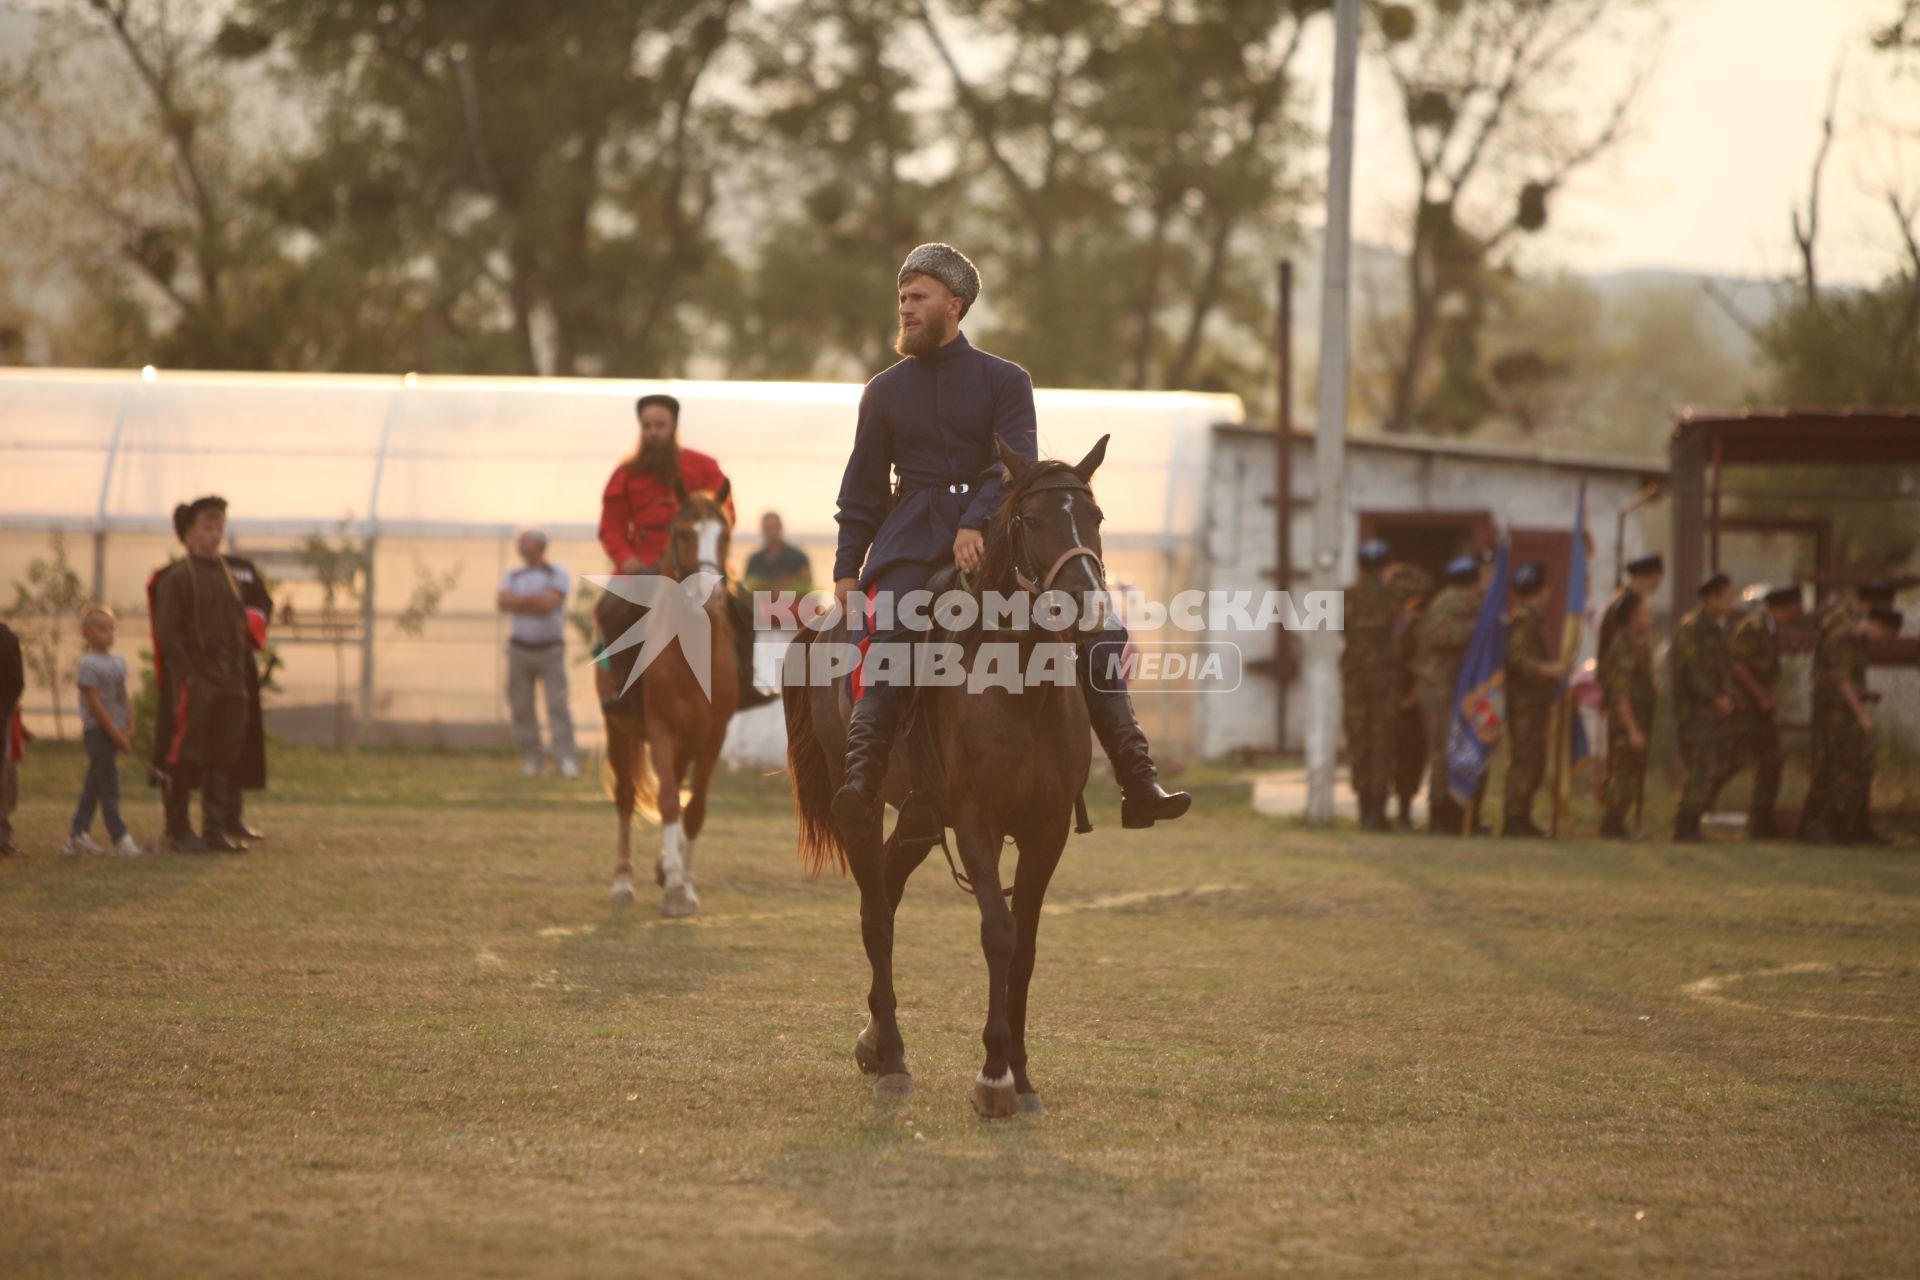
[64,606,142,857]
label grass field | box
[3,742,1917,1278]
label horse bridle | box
[1002,469,1106,595]
[660,498,727,581]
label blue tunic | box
[833,332,1038,590]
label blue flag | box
[1446,539,1510,806]
[1560,485,1591,765]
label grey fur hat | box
[898,243,980,313]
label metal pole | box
[1274,259,1294,754]
[1305,0,1360,824]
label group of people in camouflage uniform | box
[1344,541,1908,844]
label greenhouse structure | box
[0,367,1240,763]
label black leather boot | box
[224,784,265,842]
[831,682,909,850]
[163,775,207,854]
[1746,809,1779,841]
[1672,810,1702,843]
[1598,808,1628,839]
[1502,813,1546,838]
[201,769,249,853]
[1081,681,1190,829]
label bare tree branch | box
[1792,58,1844,307]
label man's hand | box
[953,527,985,575]
[834,577,858,606]
[112,730,132,754]
[619,557,646,575]
[1629,729,1647,752]
[1714,694,1733,717]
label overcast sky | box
[1329,0,1917,286]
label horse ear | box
[1072,434,1110,483]
[713,477,731,509]
[995,436,1034,485]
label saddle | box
[887,564,1092,864]
[593,581,777,716]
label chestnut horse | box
[599,483,740,917]
[783,436,1109,1116]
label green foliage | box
[396,562,461,639]
[1755,276,1920,406]
[6,534,90,741]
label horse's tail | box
[783,628,846,878]
[602,710,662,826]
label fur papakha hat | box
[898,243,981,314]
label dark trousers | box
[71,726,127,840]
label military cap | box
[172,494,228,542]
[1444,555,1479,584]
[1858,579,1897,604]
[1626,553,1664,576]
[1698,572,1732,598]
[1512,561,1546,595]
[1358,537,1390,566]
[1763,585,1803,609]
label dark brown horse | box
[600,483,740,917]
[784,436,1110,1116]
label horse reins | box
[1000,470,1106,596]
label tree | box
[725,0,944,379]
[912,0,1323,390]
[1368,0,1661,434]
[0,0,295,368]
[245,0,741,377]
[7,535,90,741]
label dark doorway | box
[1359,511,1494,598]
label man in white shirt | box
[497,529,578,778]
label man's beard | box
[638,436,679,487]
[895,310,952,357]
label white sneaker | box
[558,758,582,780]
[62,833,106,856]
[520,758,543,777]
[113,833,144,857]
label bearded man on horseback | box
[829,242,1189,844]
[595,393,740,712]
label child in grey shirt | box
[67,606,141,856]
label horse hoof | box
[873,1073,914,1099]
[971,1071,1017,1119]
[660,886,701,918]
[1015,1092,1046,1116]
[854,1027,883,1076]
[610,876,635,907]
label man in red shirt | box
[599,394,735,572]
[595,394,739,712]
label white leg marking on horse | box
[976,1068,1015,1090]
[659,821,685,893]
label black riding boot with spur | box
[1082,680,1190,829]
[832,682,909,850]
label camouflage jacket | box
[1416,586,1479,692]
[1728,609,1780,714]
[1605,634,1656,727]
[1340,574,1399,682]
[1816,620,1868,701]
[1597,586,1642,686]
[1505,602,1556,708]
[1669,607,1730,714]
